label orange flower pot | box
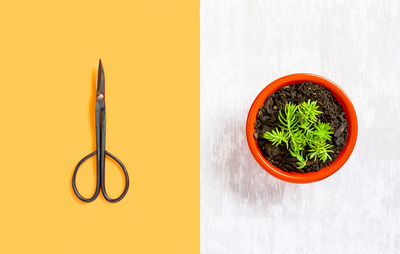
[246,73,358,183]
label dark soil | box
[254,81,348,173]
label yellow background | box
[0,0,199,253]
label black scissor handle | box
[72,151,129,203]
[72,151,99,202]
[101,151,129,203]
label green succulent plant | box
[263,100,334,169]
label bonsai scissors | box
[72,60,129,203]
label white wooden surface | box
[201,1,400,253]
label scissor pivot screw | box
[97,93,104,101]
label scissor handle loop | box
[72,151,129,203]
[102,151,130,203]
[72,151,100,202]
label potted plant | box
[246,73,358,183]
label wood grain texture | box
[201,0,400,253]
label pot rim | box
[246,73,358,183]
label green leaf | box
[298,99,322,123]
[314,120,334,142]
[278,102,299,130]
[263,128,289,147]
[308,142,334,162]
[289,148,307,169]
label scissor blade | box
[97,59,105,93]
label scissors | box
[72,60,129,203]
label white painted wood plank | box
[201,0,400,253]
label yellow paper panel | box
[0,0,199,253]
